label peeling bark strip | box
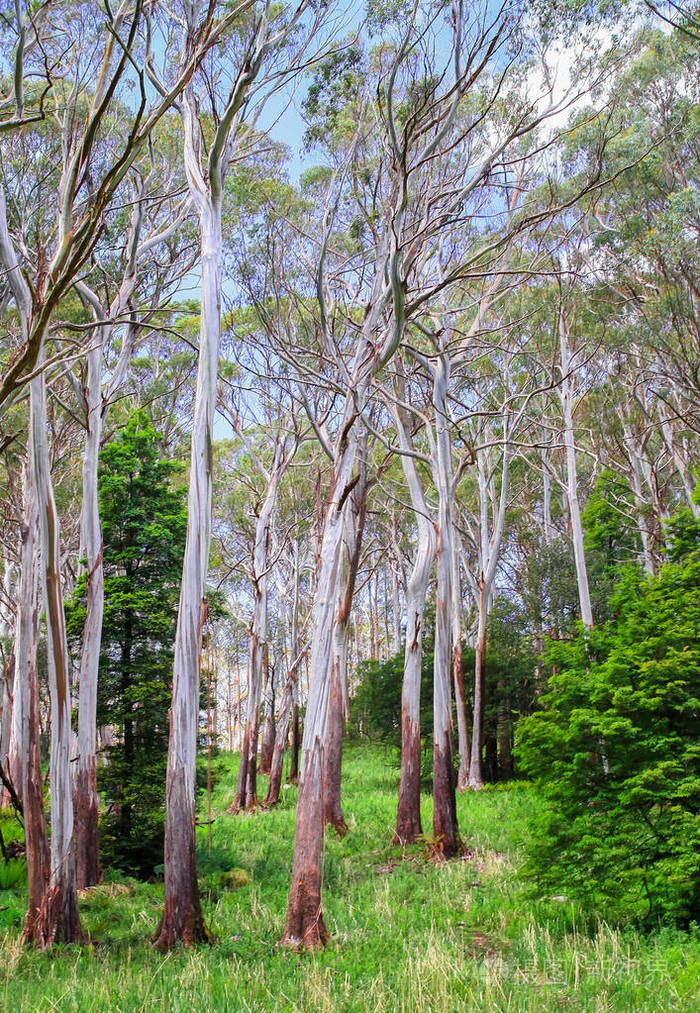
[283,740,329,949]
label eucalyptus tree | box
[0,0,258,946]
[276,0,617,942]
[146,0,329,947]
[68,172,193,888]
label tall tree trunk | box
[16,464,50,942]
[431,353,460,856]
[32,370,84,946]
[283,411,359,948]
[625,426,657,576]
[392,394,435,845]
[155,203,221,949]
[390,550,402,655]
[323,455,367,835]
[75,347,104,888]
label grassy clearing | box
[1,744,698,1012]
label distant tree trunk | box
[265,663,298,806]
[32,370,84,947]
[451,531,470,792]
[289,695,300,784]
[432,353,460,856]
[75,347,104,888]
[266,543,300,806]
[0,652,13,809]
[119,612,134,842]
[233,438,286,811]
[234,622,264,811]
[259,647,275,775]
[484,731,497,783]
[623,422,658,576]
[659,413,699,518]
[542,439,552,544]
[2,612,18,809]
[468,428,510,790]
[496,679,512,779]
[468,582,487,791]
[558,303,593,630]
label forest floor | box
[1,744,698,1012]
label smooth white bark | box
[558,305,594,630]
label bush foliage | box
[517,534,700,926]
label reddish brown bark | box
[323,462,367,835]
[74,759,101,889]
[322,655,347,835]
[230,718,258,812]
[259,644,274,774]
[453,638,470,791]
[393,713,422,844]
[265,657,300,807]
[153,764,213,949]
[265,742,284,807]
[289,702,299,783]
[22,604,50,944]
[468,632,486,789]
[259,720,274,774]
[433,734,460,857]
[231,628,261,812]
[283,740,329,949]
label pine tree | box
[69,414,187,877]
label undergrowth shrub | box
[517,538,700,927]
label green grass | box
[1,745,698,1011]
